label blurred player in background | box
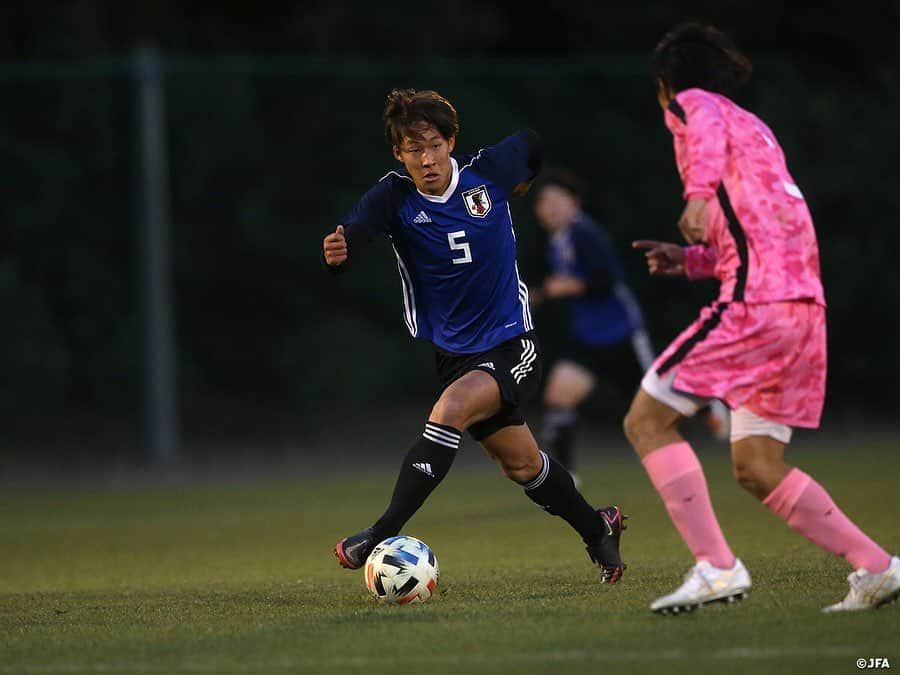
[530,169,729,485]
[323,88,626,584]
[625,22,898,613]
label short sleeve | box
[469,129,541,193]
[341,176,402,244]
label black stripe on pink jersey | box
[668,97,749,302]
[668,99,687,123]
[656,302,728,376]
[716,185,749,302]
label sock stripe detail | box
[423,427,460,449]
[423,431,459,448]
[424,423,461,443]
[523,451,550,491]
[424,428,458,444]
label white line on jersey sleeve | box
[391,244,418,337]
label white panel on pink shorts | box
[730,407,793,444]
[641,368,710,418]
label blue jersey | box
[341,131,538,354]
[548,213,645,347]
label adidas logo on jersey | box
[413,211,432,224]
[478,362,495,370]
[412,462,435,477]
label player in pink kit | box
[625,22,899,614]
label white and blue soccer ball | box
[364,536,439,604]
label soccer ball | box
[364,536,439,604]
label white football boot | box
[822,556,900,613]
[651,558,751,614]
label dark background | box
[3,2,899,464]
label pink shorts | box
[652,301,826,428]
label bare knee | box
[732,457,786,500]
[430,391,470,429]
[731,436,791,500]
[499,453,543,483]
[732,460,767,499]
[621,407,644,447]
[543,362,593,409]
[544,378,580,409]
[543,388,564,409]
[480,425,545,485]
[623,401,678,456]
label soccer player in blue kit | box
[532,170,729,482]
[531,169,655,479]
[323,89,627,584]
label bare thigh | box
[544,360,596,408]
[430,370,503,430]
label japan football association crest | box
[462,185,492,218]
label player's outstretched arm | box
[542,275,586,299]
[632,240,686,277]
[323,225,348,268]
[476,129,543,198]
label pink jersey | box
[666,88,826,306]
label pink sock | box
[642,442,735,569]
[763,468,890,573]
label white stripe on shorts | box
[640,367,709,418]
[510,339,536,383]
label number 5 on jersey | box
[448,230,472,265]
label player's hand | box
[323,225,348,266]
[542,275,586,298]
[632,240,686,277]
[678,198,709,244]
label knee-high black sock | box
[521,450,604,543]
[371,422,461,539]
[543,407,577,470]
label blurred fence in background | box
[2,53,898,455]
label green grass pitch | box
[2,441,898,674]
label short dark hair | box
[653,22,752,96]
[383,88,460,148]
[535,168,586,201]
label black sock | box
[521,451,604,543]
[543,407,577,470]
[371,422,461,539]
